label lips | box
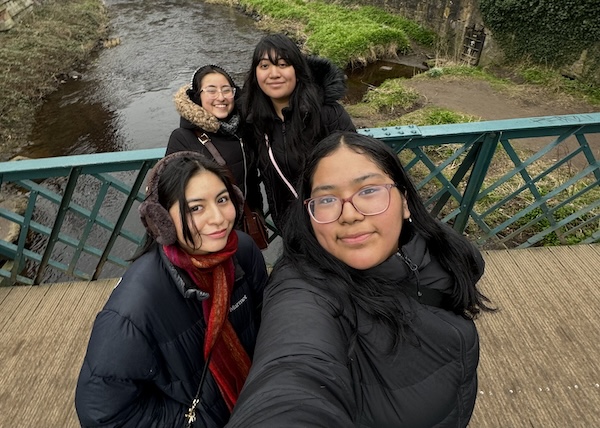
[207,229,228,239]
[339,232,371,245]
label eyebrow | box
[186,188,229,204]
[311,173,387,193]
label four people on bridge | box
[76,33,492,427]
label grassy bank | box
[211,0,435,68]
[0,0,108,161]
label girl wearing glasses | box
[226,132,494,428]
[167,65,263,214]
[240,34,356,231]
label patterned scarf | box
[163,230,250,411]
[218,112,240,137]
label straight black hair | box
[279,131,494,347]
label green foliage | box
[517,65,600,105]
[362,78,419,114]
[479,0,600,70]
[382,107,481,127]
[237,0,435,67]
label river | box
[18,0,424,280]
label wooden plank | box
[0,245,598,427]
[0,278,116,427]
[471,244,600,427]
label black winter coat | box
[246,57,356,230]
[226,233,483,428]
[167,86,263,213]
[75,232,267,428]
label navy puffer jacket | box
[75,231,267,428]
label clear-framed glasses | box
[200,86,236,98]
[304,183,398,224]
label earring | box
[407,217,413,223]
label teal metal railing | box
[0,113,599,285]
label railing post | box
[453,132,500,233]
[34,167,82,285]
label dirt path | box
[403,77,599,121]
[369,76,600,164]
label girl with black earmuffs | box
[75,151,268,428]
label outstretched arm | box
[226,272,356,427]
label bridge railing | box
[0,113,598,285]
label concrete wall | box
[0,0,33,31]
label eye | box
[189,204,204,213]
[203,87,217,95]
[358,186,383,197]
[315,195,338,206]
[217,194,231,205]
[278,60,289,67]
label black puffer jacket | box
[167,86,263,213]
[226,233,483,427]
[75,232,267,428]
[248,56,356,230]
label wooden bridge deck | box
[0,244,598,427]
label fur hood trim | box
[173,85,220,133]
[306,56,347,104]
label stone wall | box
[0,0,33,31]
[335,0,501,65]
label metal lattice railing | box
[0,113,599,285]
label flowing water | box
[20,0,424,280]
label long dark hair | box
[279,131,494,346]
[133,154,243,259]
[241,33,323,153]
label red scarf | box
[163,230,250,411]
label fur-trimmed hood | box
[306,55,348,104]
[173,85,220,133]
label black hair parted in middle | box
[278,131,494,348]
[240,33,323,154]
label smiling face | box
[199,72,235,120]
[168,170,236,255]
[309,146,411,270]
[255,53,297,114]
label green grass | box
[361,78,420,114]
[232,0,435,67]
[382,106,481,127]
[517,65,600,105]
[0,0,108,159]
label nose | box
[206,203,225,224]
[338,199,363,224]
[268,64,280,78]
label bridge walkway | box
[0,244,598,427]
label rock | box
[0,194,28,244]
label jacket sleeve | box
[75,310,187,427]
[166,128,195,155]
[243,140,265,215]
[226,272,356,427]
[321,103,356,134]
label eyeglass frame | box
[199,86,237,98]
[304,183,399,224]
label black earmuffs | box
[138,151,244,246]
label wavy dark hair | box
[279,131,494,347]
[134,153,243,259]
[240,33,322,154]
